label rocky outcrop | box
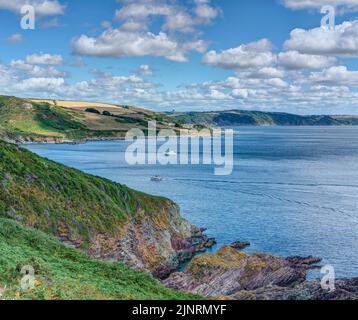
[163,246,358,300]
[230,241,251,250]
[232,278,358,300]
[85,203,215,279]
[286,256,322,269]
[163,246,309,296]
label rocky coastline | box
[5,137,356,300]
[3,133,127,145]
[82,198,358,301]
[109,209,217,280]
[163,244,358,300]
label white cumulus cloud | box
[0,0,65,16]
[25,53,64,65]
[284,20,358,57]
[278,50,337,69]
[72,29,206,62]
[281,0,358,12]
[202,39,276,71]
[308,65,358,86]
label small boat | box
[151,175,163,182]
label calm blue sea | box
[25,127,358,279]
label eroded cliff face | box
[163,246,358,300]
[81,204,214,279]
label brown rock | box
[230,241,251,250]
[82,203,213,279]
[286,256,322,269]
[163,246,358,300]
[163,246,306,297]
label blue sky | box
[2,0,358,114]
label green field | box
[0,95,182,143]
[0,217,198,300]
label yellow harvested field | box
[30,99,134,115]
[31,99,118,109]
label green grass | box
[0,96,91,141]
[0,95,181,142]
[4,114,67,138]
[0,140,171,248]
[0,217,199,300]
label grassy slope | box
[169,110,358,126]
[0,96,180,142]
[0,140,200,300]
[0,218,198,300]
[0,140,171,247]
[0,96,93,141]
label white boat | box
[151,175,163,182]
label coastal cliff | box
[85,203,214,279]
[0,141,212,280]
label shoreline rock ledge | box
[163,246,358,300]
